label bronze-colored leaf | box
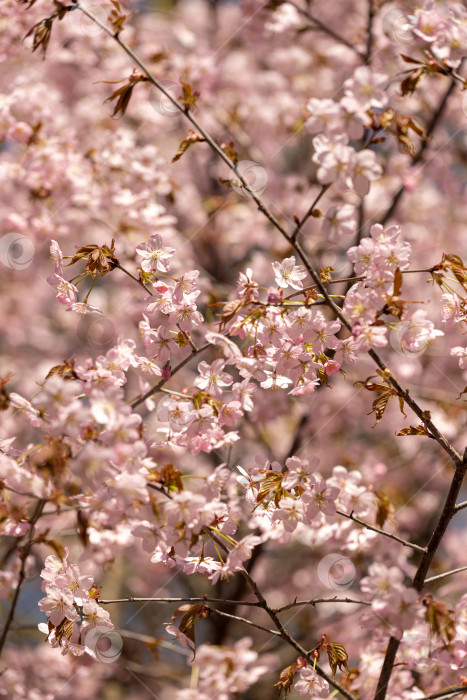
[65,240,118,277]
[0,373,13,411]
[104,72,148,118]
[400,67,425,96]
[374,490,394,528]
[399,53,424,65]
[179,80,199,111]
[397,424,431,437]
[220,141,238,165]
[423,594,455,644]
[108,0,133,33]
[45,359,79,382]
[393,267,403,297]
[327,640,351,679]
[172,130,205,162]
[218,299,245,329]
[368,390,392,426]
[274,661,299,698]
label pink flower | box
[305,98,341,135]
[38,587,79,626]
[81,598,114,631]
[350,149,382,196]
[352,323,388,351]
[136,233,176,273]
[302,476,339,521]
[322,204,356,242]
[343,66,388,111]
[282,455,319,490]
[47,272,78,308]
[451,346,467,370]
[218,400,243,427]
[55,564,93,606]
[272,497,304,532]
[312,134,355,190]
[441,294,466,330]
[272,256,307,290]
[195,359,233,398]
[294,666,330,697]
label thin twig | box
[336,509,427,553]
[420,687,467,700]
[130,342,211,408]
[273,596,371,613]
[424,565,467,585]
[209,608,280,636]
[99,596,261,606]
[287,1,366,60]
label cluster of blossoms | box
[359,563,421,640]
[38,550,114,657]
[2,0,467,698]
[237,455,340,537]
[344,223,444,353]
[402,1,467,68]
[173,638,273,700]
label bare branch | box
[424,565,467,585]
[336,509,427,553]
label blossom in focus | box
[272,256,307,290]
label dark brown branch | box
[100,595,260,606]
[273,596,371,613]
[374,448,467,699]
[0,499,46,656]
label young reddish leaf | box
[108,0,133,33]
[179,80,199,111]
[317,634,350,680]
[399,53,425,65]
[220,141,239,165]
[423,594,455,644]
[172,130,206,162]
[397,424,431,437]
[374,490,395,528]
[65,240,118,277]
[393,267,403,297]
[104,71,148,118]
[274,661,299,698]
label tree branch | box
[424,565,467,585]
[0,498,46,657]
[336,509,427,553]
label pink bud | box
[324,360,340,376]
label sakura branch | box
[0,499,46,656]
[4,1,467,699]
[335,508,427,553]
[71,2,463,470]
